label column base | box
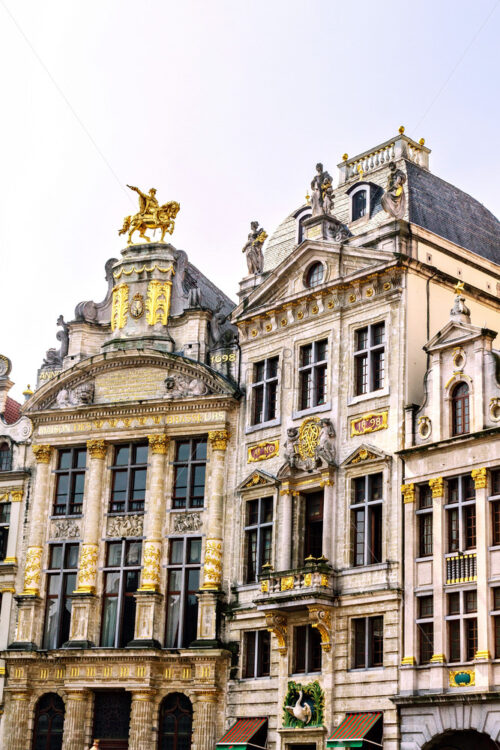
[62,640,94,649]
[127,638,162,649]
[189,638,222,649]
[7,641,37,651]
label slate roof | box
[3,397,21,424]
[407,161,500,265]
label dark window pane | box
[353,619,366,668]
[134,444,148,464]
[494,588,500,611]
[448,592,460,615]
[301,344,312,367]
[294,626,307,673]
[131,469,147,499]
[50,545,63,570]
[352,190,367,220]
[419,596,433,618]
[419,484,433,508]
[58,450,71,470]
[370,616,383,666]
[466,618,477,661]
[419,622,433,663]
[107,543,122,567]
[194,440,207,460]
[465,590,477,613]
[75,449,87,468]
[101,597,118,647]
[188,539,202,564]
[114,445,130,465]
[65,544,79,569]
[170,540,184,565]
[356,328,368,351]
[176,442,191,462]
[121,595,136,646]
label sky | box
[0,0,499,401]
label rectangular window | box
[416,595,433,664]
[101,540,142,648]
[165,537,201,648]
[173,438,207,509]
[446,589,477,663]
[417,484,433,557]
[304,492,323,561]
[109,443,148,514]
[352,616,383,669]
[43,542,79,649]
[293,625,322,674]
[351,473,383,566]
[354,322,385,396]
[53,447,87,516]
[492,469,500,497]
[299,339,328,411]
[490,471,500,545]
[243,630,271,678]
[446,475,476,552]
[0,445,12,471]
[251,357,279,425]
[0,502,10,560]
[245,497,273,583]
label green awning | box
[217,718,267,750]
[327,712,382,748]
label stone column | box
[22,445,53,595]
[68,440,107,648]
[400,484,417,692]
[197,430,229,644]
[4,691,31,750]
[62,690,91,750]
[472,467,491,687]
[131,434,168,647]
[128,691,157,750]
[428,476,446,690]
[321,473,334,564]
[193,692,218,750]
[4,488,23,565]
[278,485,293,571]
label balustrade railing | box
[446,552,477,584]
[258,560,335,596]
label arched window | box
[452,382,470,436]
[0,443,11,471]
[32,693,65,750]
[158,693,193,750]
[305,262,324,288]
[352,190,367,220]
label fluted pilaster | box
[128,691,157,750]
[22,445,53,595]
[75,440,108,594]
[193,692,218,750]
[4,692,30,750]
[202,431,229,590]
[62,691,91,750]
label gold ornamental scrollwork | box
[146,280,172,326]
[32,444,52,464]
[111,283,129,331]
[208,430,230,451]
[75,544,99,594]
[471,468,487,490]
[148,434,169,455]
[265,612,288,654]
[87,439,107,460]
[308,606,333,652]
[138,540,162,592]
[201,538,223,589]
[297,418,321,461]
[22,546,43,595]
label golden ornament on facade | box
[297,417,321,461]
[401,656,416,665]
[201,539,223,589]
[429,476,444,499]
[148,434,169,455]
[280,576,294,592]
[139,541,162,591]
[130,293,145,319]
[471,467,487,490]
[208,430,230,451]
[118,185,180,244]
[75,544,99,593]
[265,613,288,654]
[401,483,415,504]
[22,546,43,595]
[32,444,52,464]
[308,606,332,651]
[87,439,107,460]
[146,280,172,326]
[111,283,129,331]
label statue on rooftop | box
[310,163,333,216]
[242,221,267,275]
[118,185,180,244]
[381,162,407,219]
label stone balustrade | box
[256,560,337,604]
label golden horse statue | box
[118,185,180,244]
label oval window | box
[306,262,324,288]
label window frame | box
[352,616,383,669]
[243,629,271,678]
[42,542,79,650]
[0,442,12,472]
[100,539,142,648]
[353,322,385,397]
[451,381,470,436]
[416,483,433,558]
[445,475,476,553]
[0,502,10,561]
[491,586,500,658]
[251,357,279,426]
[298,338,328,412]
[293,624,322,674]
[53,446,87,517]
[109,442,148,515]
[350,472,383,567]
[445,588,477,663]
[244,496,273,583]
[416,594,434,664]
[304,491,324,561]
[489,469,500,546]
[304,262,324,289]
[172,437,207,510]
[348,183,371,223]
[165,536,202,649]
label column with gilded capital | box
[128,691,157,750]
[193,692,218,750]
[196,430,229,644]
[428,476,447,690]
[321,471,335,564]
[68,439,108,647]
[61,690,92,750]
[13,445,52,648]
[400,484,418,691]
[131,434,168,647]
[4,692,31,750]
[472,467,491,687]
[279,484,293,571]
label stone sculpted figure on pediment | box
[164,374,211,399]
[242,221,268,276]
[381,162,407,219]
[53,381,94,409]
[310,163,333,217]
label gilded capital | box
[208,430,230,451]
[10,490,23,503]
[22,546,43,595]
[148,434,169,455]
[471,467,487,490]
[32,444,52,464]
[75,544,99,594]
[401,483,415,503]
[87,439,108,460]
[401,656,416,665]
[429,477,444,499]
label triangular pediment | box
[237,469,279,492]
[343,443,390,466]
[425,320,496,353]
[25,349,238,413]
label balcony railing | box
[255,558,337,607]
[446,552,477,584]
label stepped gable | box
[406,160,500,264]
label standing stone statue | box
[242,221,268,275]
[381,162,407,219]
[310,163,333,216]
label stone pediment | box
[343,443,389,466]
[25,350,238,412]
[424,320,496,353]
[237,469,279,492]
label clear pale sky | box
[0,0,499,401]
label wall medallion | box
[282,680,324,728]
[248,440,279,463]
[130,293,145,319]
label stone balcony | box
[254,557,338,611]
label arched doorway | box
[158,693,193,750]
[423,729,497,750]
[32,693,65,750]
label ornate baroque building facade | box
[0,130,499,750]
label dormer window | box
[452,382,470,436]
[295,207,312,244]
[352,190,367,220]
[305,262,324,288]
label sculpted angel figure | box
[242,221,267,275]
[310,162,332,216]
[381,162,407,219]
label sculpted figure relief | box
[164,374,210,399]
[42,316,69,369]
[315,418,336,466]
[54,382,94,409]
[310,163,333,216]
[381,162,407,219]
[242,221,268,275]
[118,184,180,244]
[284,427,299,469]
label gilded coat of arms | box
[130,293,145,319]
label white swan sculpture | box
[285,690,312,725]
